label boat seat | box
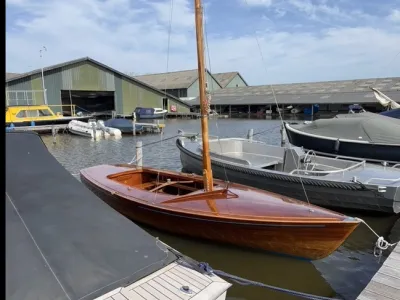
[255,160,281,168]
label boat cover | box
[135,107,155,115]
[293,113,400,144]
[380,108,400,119]
[104,118,144,130]
[6,132,176,300]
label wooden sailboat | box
[80,0,360,260]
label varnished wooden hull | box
[80,168,359,261]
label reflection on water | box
[41,118,399,300]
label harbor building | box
[5,57,191,116]
[213,72,248,88]
[134,70,248,100]
[186,77,400,116]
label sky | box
[5,0,400,85]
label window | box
[16,110,27,118]
[39,109,52,116]
[26,110,39,117]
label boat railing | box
[392,164,400,169]
[47,104,77,116]
[208,137,267,145]
[289,160,366,176]
[364,177,400,184]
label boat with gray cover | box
[177,135,400,214]
[284,112,400,163]
[6,131,230,300]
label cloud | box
[387,9,400,22]
[243,0,273,7]
[6,0,400,85]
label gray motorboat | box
[176,134,400,214]
[284,112,400,163]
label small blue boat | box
[104,118,143,134]
[134,107,167,119]
[379,108,400,119]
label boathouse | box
[187,78,400,116]
[5,57,191,116]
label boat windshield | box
[16,109,53,118]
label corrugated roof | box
[6,72,22,80]
[188,77,400,106]
[213,72,248,88]
[134,69,223,90]
[5,57,191,108]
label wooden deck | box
[95,262,231,300]
[356,243,400,300]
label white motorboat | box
[67,120,122,138]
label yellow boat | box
[5,105,92,127]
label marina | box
[5,0,400,298]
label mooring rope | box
[157,242,339,300]
[355,217,399,258]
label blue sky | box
[6,0,400,85]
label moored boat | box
[104,118,144,134]
[176,136,400,214]
[134,107,167,119]
[5,104,92,127]
[80,164,360,260]
[284,112,400,163]
[67,119,122,138]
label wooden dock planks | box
[95,262,231,300]
[357,243,400,300]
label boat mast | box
[194,0,213,191]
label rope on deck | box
[161,243,340,300]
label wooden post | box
[52,125,57,144]
[195,0,213,192]
[91,123,97,141]
[247,129,254,142]
[136,141,143,167]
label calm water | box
[42,118,399,300]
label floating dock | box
[167,112,200,118]
[5,122,165,135]
[357,227,400,300]
[6,124,68,134]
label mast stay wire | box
[203,3,230,184]
[241,0,313,206]
[152,0,175,203]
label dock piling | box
[51,125,58,144]
[247,129,254,142]
[91,123,97,141]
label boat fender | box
[31,121,35,127]
[334,139,340,153]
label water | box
[42,118,399,300]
